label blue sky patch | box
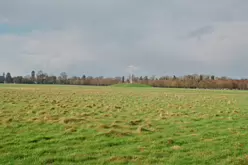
[0,24,33,35]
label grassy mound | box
[111,83,152,88]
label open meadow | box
[1,84,248,164]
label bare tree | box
[59,72,68,84]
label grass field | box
[1,84,248,165]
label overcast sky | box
[0,0,248,78]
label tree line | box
[1,70,248,90]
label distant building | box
[0,76,4,83]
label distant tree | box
[13,76,23,84]
[5,72,13,83]
[36,70,43,83]
[159,76,164,80]
[205,75,210,80]
[220,76,228,80]
[150,75,156,81]
[52,76,57,84]
[3,67,248,90]
[60,72,67,80]
[31,70,36,82]
[122,76,125,83]
[47,75,57,84]
[1,72,5,83]
[22,75,34,84]
[59,72,68,84]
[192,74,198,80]
[36,70,48,84]
[0,73,5,83]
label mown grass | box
[1,84,248,164]
[111,83,152,88]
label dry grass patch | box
[98,129,132,137]
[108,156,139,163]
[171,145,182,150]
[136,126,153,134]
[60,117,86,124]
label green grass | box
[111,83,152,88]
[1,84,248,164]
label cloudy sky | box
[0,0,248,78]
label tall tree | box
[5,72,12,83]
[1,72,5,83]
[0,73,4,83]
[121,76,125,83]
[31,70,36,82]
[82,75,86,80]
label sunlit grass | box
[1,84,248,164]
